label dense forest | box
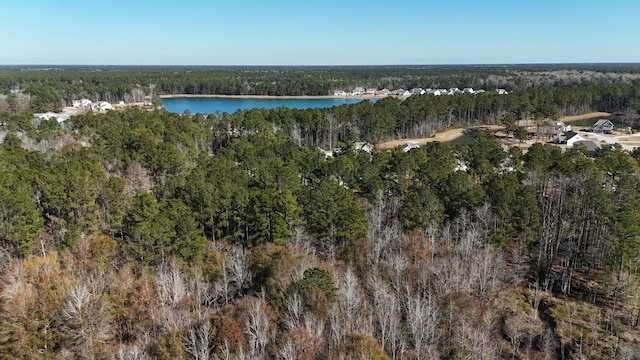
[2,64,640,112]
[2,66,640,358]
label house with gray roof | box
[593,119,614,134]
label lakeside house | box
[331,86,498,98]
[352,87,365,96]
[592,119,614,134]
[392,89,411,97]
[496,89,509,95]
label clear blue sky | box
[1,0,638,65]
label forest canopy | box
[2,65,640,358]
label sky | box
[1,0,639,66]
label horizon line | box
[2,62,640,68]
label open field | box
[561,112,610,123]
[377,125,504,150]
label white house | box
[333,90,347,97]
[72,99,93,108]
[392,89,411,97]
[565,131,587,147]
[33,112,69,124]
[462,88,474,94]
[553,121,572,133]
[496,89,509,95]
[411,88,425,96]
[34,112,60,121]
[365,88,377,95]
[318,147,334,158]
[353,141,372,153]
[352,87,365,96]
[91,101,113,111]
[376,88,390,96]
[402,141,420,153]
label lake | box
[161,97,368,114]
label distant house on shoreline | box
[392,89,411,97]
[351,87,365,96]
[334,85,499,98]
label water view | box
[161,96,368,114]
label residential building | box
[592,119,614,134]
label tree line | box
[3,64,640,113]
[207,82,640,148]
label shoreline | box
[159,94,396,100]
[559,112,610,123]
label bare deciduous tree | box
[155,258,187,307]
[185,321,214,360]
[125,161,153,196]
[60,284,112,358]
[242,299,274,359]
[368,274,404,359]
[406,289,439,359]
[283,291,304,329]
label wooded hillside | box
[2,67,640,359]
